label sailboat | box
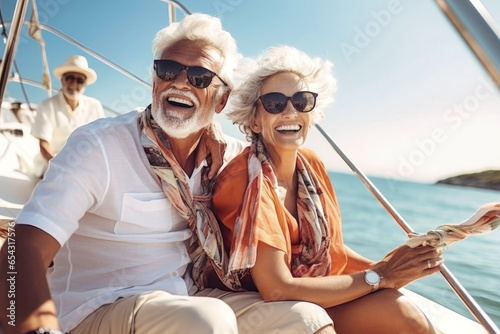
[1,0,499,333]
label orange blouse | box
[212,147,348,289]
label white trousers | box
[70,288,332,334]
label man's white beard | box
[63,88,84,103]
[152,89,215,139]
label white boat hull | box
[401,288,487,333]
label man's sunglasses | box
[63,75,86,85]
[258,91,318,114]
[154,59,228,89]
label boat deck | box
[0,123,39,221]
[401,288,487,333]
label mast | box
[0,0,29,109]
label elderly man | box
[0,14,333,334]
[31,55,104,177]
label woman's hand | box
[373,245,444,289]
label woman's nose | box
[281,101,298,117]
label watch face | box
[366,271,380,284]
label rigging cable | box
[0,2,8,42]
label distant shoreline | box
[436,170,500,191]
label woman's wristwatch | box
[24,328,64,334]
[364,269,382,291]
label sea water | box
[329,171,500,328]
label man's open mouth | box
[167,97,194,108]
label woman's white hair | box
[227,45,337,142]
[152,13,240,89]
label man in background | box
[31,55,104,177]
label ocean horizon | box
[328,171,500,328]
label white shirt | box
[16,110,246,332]
[30,91,104,176]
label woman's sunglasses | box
[154,59,228,89]
[258,91,318,114]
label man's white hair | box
[152,13,240,90]
[226,45,337,142]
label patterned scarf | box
[139,106,236,290]
[407,202,500,248]
[226,136,332,289]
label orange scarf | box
[226,137,332,289]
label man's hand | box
[196,121,227,179]
[39,139,55,162]
[0,225,60,333]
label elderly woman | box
[212,46,445,334]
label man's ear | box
[215,89,231,114]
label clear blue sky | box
[2,0,500,182]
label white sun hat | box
[53,55,97,85]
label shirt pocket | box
[115,192,177,234]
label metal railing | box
[0,19,154,116]
[0,0,29,107]
[434,0,500,89]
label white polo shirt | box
[31,91,104,175]
[16,110,246,332]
